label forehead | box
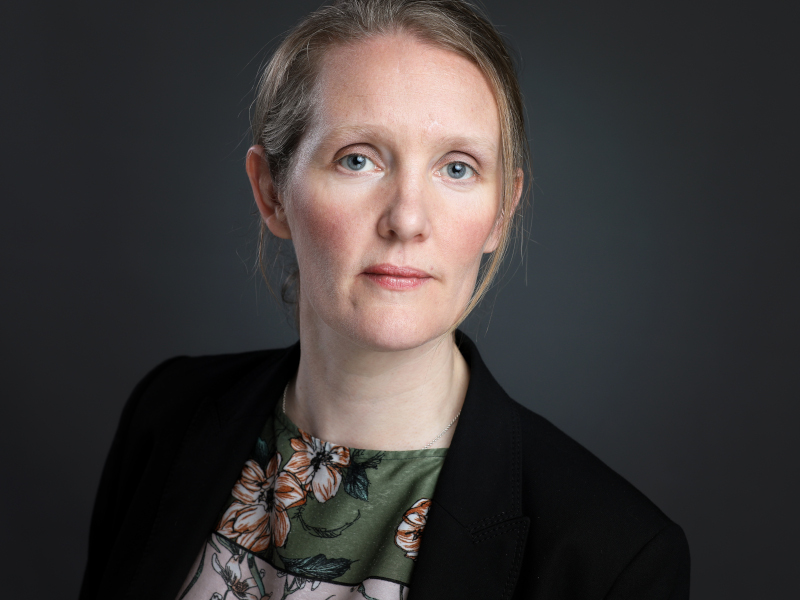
[310,33,500,150]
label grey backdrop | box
[2,1,797,598]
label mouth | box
[362,263,432,291]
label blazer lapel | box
[410,333,530,599]
[127,343,301,600]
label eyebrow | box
[322,124,386,144]
[436,134,499,160]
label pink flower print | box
[211,552,263,600]
[284,430,351,503]
[217,452,306,551]
[395,498,431,560]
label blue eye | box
[340,154,375,171]
[443,162,475,180]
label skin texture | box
[247,34,521,450]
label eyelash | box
[337,153,479,180]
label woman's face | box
[282,34,504,351]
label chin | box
[361,310,455,352]
[325,304,455,353]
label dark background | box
[2,0,797,597]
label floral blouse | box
[176,403,447,600]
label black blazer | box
[80,333,689,599]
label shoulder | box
[122,347,289,437]
[514,401,669,529]
[430,331,689,597]
[457,330,681,545]
[80,346,296,600]
[509,398,690,597]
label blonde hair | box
[253,0,529,327]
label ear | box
[246,145,292,240]
[484,168,524,253]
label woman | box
[80,1,689,599]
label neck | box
[286,316,469,451]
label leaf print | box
[395,499,431,560]
[254,437,272,470]
[295,505,361,539]
[217,453,306,552]
[214,532,233,553]
[211,552,262,600]
[284,430,350,503]
[343,451,383,500]
[247,554,267,598]
[343,466,369,501]
[280,553,356,582]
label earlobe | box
[246,145,292,240]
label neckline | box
[274,401,449,458]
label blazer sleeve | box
[79,357,184,600]
[604,521,691,600]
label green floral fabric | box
[176,403,446,600]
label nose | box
[377,170,432,242]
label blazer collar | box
[129,334,527,599]
[432,331,524,524]
[409,332,530,599]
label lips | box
[362,263,432,290]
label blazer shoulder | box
[456,332,679,541]
[506,399,689,596]
[514,399,683,547]
[126,347,290,436]
[514,400,671,523]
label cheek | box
[441,200,499,271]
[286,182,364,283]
[436,197,500,307]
